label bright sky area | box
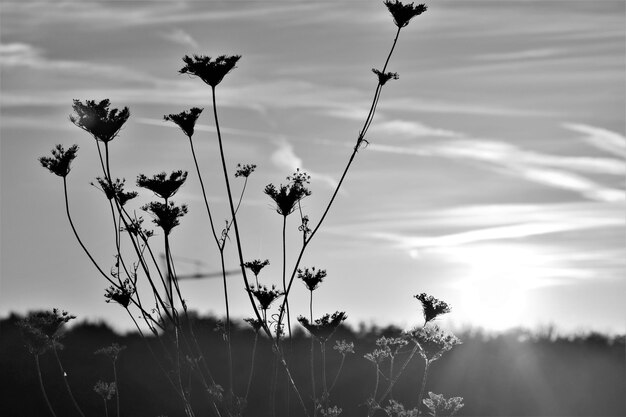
[1,1,624,335]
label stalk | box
[34,355,57,417]
[417,360,430,414]
[52,346,86,417]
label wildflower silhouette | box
[179,54,241,87]
[297,311,347,343]
[70,99,129,143]
[415,293,451,324]
[264,169,312,216]
[384,0,428,28]
[235,163,257,178]
[104,279,135,308]
[372,68,399,85]
[244,259,270,286]
[39,144,79,177]
[141,201,188,235]
[164,107,203,137]
[422,392,464,417]
[247,284,284,311]
[92,177,138,206]
[298,267,327,292]
[136,171,188,200]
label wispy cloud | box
[270,139,338,190]
[474,48,565,62]
[563,123,626,158]
[370,119,462,139]
[160,29,199,49]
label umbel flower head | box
[94,381,117,401]
[384,0,428,28]
[383,400,419,417]
[137,170,188,200]
[408,324,461,363]
[92,177,138,206]
[333,339,355,355]
[17,309,76,354]
[95,343,126,362]
[179,54,241,87]
[141,200,188,235]
[423,392,464,417]
[297,267,327,292]
[243,317,264,333]
[164,107,203,137]
[104,279,135,308]
[70,99,130,142]
[297,311,347,343]
[415,293,451,324]
[372,68,399,86]
[244,259,270,277]
[247,284,284,310]
[39,144,79,177]
[235,163,257,178]
[264,169,312,216]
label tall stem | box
[52,346,85,417]
[282,216,291,339]
[34,355,57,417]
[113,363,120,417]
[417,360,430,414]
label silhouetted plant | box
[34,2,464,416]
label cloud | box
[160,29,199,49]
[370,120,462,139]
[474,48,565,61]
[562,123,626,158]
[270,139,338,189]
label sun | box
[449,244,536,332]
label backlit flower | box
[141,200,188,235]
[94,381,117,401]
[415,293,451,324]
[372,68,399,85]
[297,311,347,343]
[264,169,311,216]
[92,177,137,206]
[137,170,188,200]
[70,99,129,142]
[384,0,428,28]
[333,339,355,355]
[423,392,464,416]
[297,267,326,292]
[179,54,241,87]
[408,325,461,363]
[39,144,79,177]
[247,285,284,310]
[164,107,203,137]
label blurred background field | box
[2,312,623,417]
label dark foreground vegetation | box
[1,312,624,417]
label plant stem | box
[34,355,57,417]
[245,331,259,401]
[417,360,430,414]
[52,345,85,417]
[113,362,120,417]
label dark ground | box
[1,312,624,417]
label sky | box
[1,0,624,335]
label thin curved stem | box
[52,345,85,417]
[417,360,430,414]
[34,355,57,417]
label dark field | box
[1,313,624,417]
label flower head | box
[94,381,117,401]
[364,348,390,365]
[235,163,257,178]
[141,200,188,235]
[384,0,428,28]
[244,259,270,277]
[264,169,311,216]
[333,339,355,355]
[70,99,129,142]
[17,309,76,354]
[383,400,419,417]
[247,285,284,310]
[376,336,408,355]
[95,343,126,362]
[297,267,327,292]
[164,107,203,137]
[179,54,241,87]
[92,177,137,206]
[243,317,264,333]
[372,68,399,86]
[137,170,188,200]
[415,293,451,324]
[104,279,135,308]
[297,311,347,343]
[423,392,464,417]
[407,325,461,363]
[39,144,79,177]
